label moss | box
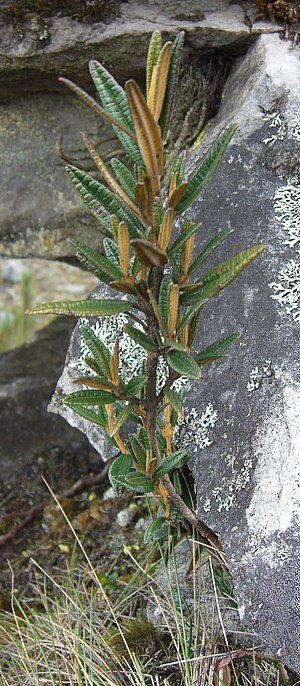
[254,0,300,40]
[0,0,121,25]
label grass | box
[0,492,289,686]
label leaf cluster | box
[28,31,264,544]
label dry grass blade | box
[125,80,163,198]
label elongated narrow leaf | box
[110,158,136,202]
[74,376,114,391]
[67,167,144,237]
[144,516,168,544]
[82,133,145,224]
[152,450,188,479]
[27,298,132,317]
[124,323,158,352]
[194,333,240,365]
[159,31,185,138]
[109,453,133,495]
[131,239,168,267]
[148,41,172,122]
[71,239,122,281]
[59,77,136,139]
[124,373,147,398]
[64,389,115,407]
[89,60,133,131]
[146,30,162,96]
[124,472,154,493]
[166,349,200,379]
[181,245,265,307]
[110,404,131,436]
[164,387,184,416]
[62,403,108,427]
[188,228,232,276]
[176,125,237,214]
[158,275,172,328]
[80,326,111,376]
[168,221,199,257]
[126,80,163,198]
[71,240,113,284]
[113,128,144,167]
[138,427,150,450]
[129,435,147,471]
[103,237,120,266]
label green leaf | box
[102,237,120,266]
[110,158,136,202]
[158,275,172,328]
[164,387,184,416]
[180,245,265,308]
[159,31,185,138]
[175,125,237,214]
[152,450,188,479]
[146,30,162,96]
[67,167,143,238]
[124,373,147,398]
[129,435,147,471]
[144,516,169,544]
[63,389,115,407]
[113,128,145,167]
[168,220,199,257]
[124,323,158,353]
[188,228,232,276]
[153,200,164,239]
[137,427,150,451]
[71,239,122,281]
[125,472,154,493]
[187,309,202,347]
[194,332,240,366]
[109,453,133,495]
[89,60,133,132]
[166,349,201,380]
[27,298,132,317]
[80,326,111,376]
[62,404,108,427]
[110,404,131,436]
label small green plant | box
[28,31,264,545]
[0,271,34,353]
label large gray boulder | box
[49,33,300,672]
[0,0,278,259]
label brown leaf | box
[131,239,168,267]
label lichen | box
[269,259,300,322]
[210,454,253,512]
[70,314,189,394]
[172,402,218,453]
[247,359,273,395]
[262,111,287,146]
[273,182,300,248]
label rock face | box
[49,33,300,672]
[0,0,277,259]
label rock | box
[0,0,278,259]
[49,32,300,672]
[0,317,102,485]
[0,259,26,283]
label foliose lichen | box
[172,402,218,453]
[269,259,300,322]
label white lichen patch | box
[172,402,218,453]
[246,383,300,539]
[69,314,189,395]
[273,182,300,249]
[247,359,273,394]
[210,454,253,513]
[262,110,287,146]
[269,259,300,322]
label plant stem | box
[160,474,222,550]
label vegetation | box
[28,30,264,546]
[0,0,120,24]
[0,271,34,353]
